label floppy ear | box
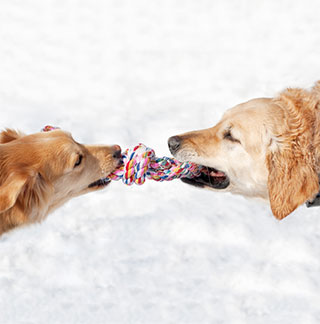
[0,173,28,213]
[267,89,319,219]
[0,129,24,144]
[267,148,319,220]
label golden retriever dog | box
[0,128,122,234]
[168,81,320,220]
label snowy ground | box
[1,0,320,323]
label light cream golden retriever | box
[168,81,320,220]
[0,128,122,234]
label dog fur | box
[169,81,320,220]
[0,129,121,234]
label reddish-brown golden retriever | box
[0,128,122,234]
[168,81,320,220]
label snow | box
[1,0,320,323]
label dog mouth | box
[181,166,230,190]
[88,158,124,189]
[88,178,111,188]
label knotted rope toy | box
[41,125,204,186]
[107,143,204,186]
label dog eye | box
[74,154,83,168]
[223,130,240,143]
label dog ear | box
[267,148,319,220]
[0,173,29,213]
[267,89,319,220]
[0,129,24,144]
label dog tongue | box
[210,170,225,178]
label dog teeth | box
[210,170,225,177]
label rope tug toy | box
[107,143,204,186]
[42,126,204,186]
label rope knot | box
[107,143,203,185]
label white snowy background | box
[1,0,320,323]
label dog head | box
[168,83,320,219]
[0,129,122,226]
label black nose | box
[113,150,122,159]
[168,136,182,155]
[112,145,122,159]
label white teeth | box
[210,171,225,178]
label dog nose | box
[112,145,122,159]
[168,136,182,155]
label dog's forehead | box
[221,98,273,127]
[16,130,81,156]
[23,130,75,144]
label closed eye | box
[223,129,241,144]
[74,154,83,168]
